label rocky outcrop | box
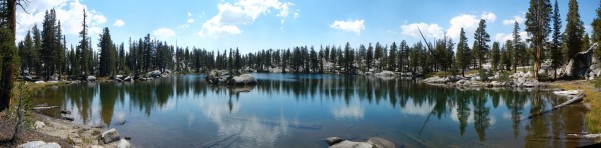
[423,72,543,88]
[374,71,395,77]
[146,70,162,78]
[206,70,258,85]
[561,43,599,79]
[206,70,232,84]
[18,141,61,148]
[367,137,396,148]
[325,137,395,148]
[269,68,282,73]
[87,76,96,82]
[101,128,121,144]
[230,74,258,85]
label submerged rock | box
[325,137,395,148]
[325,137,344,145]
[367,137,396,148]
[330,140,372,148]
[118,139,131,148]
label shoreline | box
[421,74,601,139]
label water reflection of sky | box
[33,74,593,147]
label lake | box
[33,73,594,147]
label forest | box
[2,0,601,109]
[13,0,601,82]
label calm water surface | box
[34,73,593,147]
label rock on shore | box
[423,72,543,88]
[18,141,61,148]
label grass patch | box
[551,81,601,133]
[425,71,449,77]
[91,130,100,136]
[465,70,480,75]
[426,69,481,78]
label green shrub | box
[479,69,489,81]
[498,70,511,82]
[594,77,601,89]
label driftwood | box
[32,106,58,110]
[528,94,586,119]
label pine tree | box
[593,1,601,61]
[550,0,562,79]
[526,0,552,79]
[366,43,374,71]
[0,14,17,112]
[41,9,58,80]
[491,42,500,71]
[583,33,590,51]
[32,25,41,75]
[388,42,397,71]
[398,40,408,72]
[98,27,115,76]
[56,21,64,80]
[456,28,470,77]
[505,40,514,71]
[21,31,33,74]
[563,0,584,62]
[474,19,490,70]
[513,21,523,73]
[79,9,89,77]
[118,43,125,73]
[375,42,383,71]
[500,42,509,70]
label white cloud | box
[446,12,495,39]
[293,12,299,19]
[178,24,190,29]
[493,31,529,42]
[401,22,444,39]
[494,33,513,43]
[153,28,176,39]
[481,12,496,22]
[113,19,125,27]
[187,19,195,23]
[16,0,107,41]
[198,18,242,37]
[187,12,192,16]
[502,15,525,26]
[446,14,480,38]
[330,20,365,35]
[198,0,296,37]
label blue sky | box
[15,0,601,53]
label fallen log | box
[32,106,58,110]
[528,94,585,119]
